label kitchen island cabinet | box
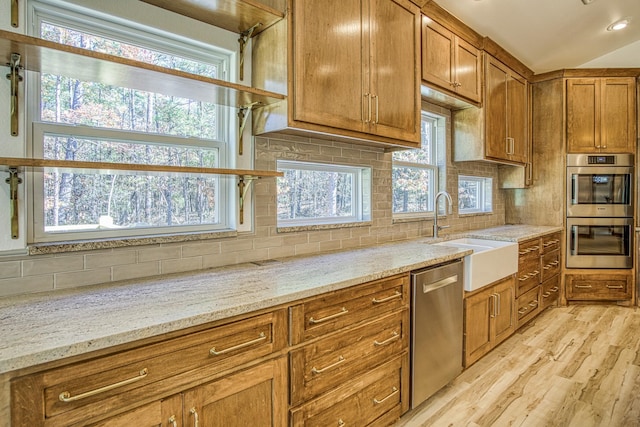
[253,0,422,149]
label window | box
[276,161,371,227]
[28,2,236,242]
[458,175,493,214]
[392,114,439,216]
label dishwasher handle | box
[422,275,458,294]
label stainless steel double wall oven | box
[566,154,634,269]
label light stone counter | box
[0,224,562,375]
[463,224,563,242]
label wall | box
[0,104,506,297]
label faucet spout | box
[433,191,453,238]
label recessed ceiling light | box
[607,18,631,31]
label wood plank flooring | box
[397,305,640,426]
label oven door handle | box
[570,225,578,255]
[570,173,577,205]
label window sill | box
[459,211,494,218]
[277,221,372,233]
[28,230,238,255]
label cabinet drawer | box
[541,233,561,254]
[566,274,632,301]
[290,355,408,427]
[541,250,561,282]
[290,310,408,406]
[518,238,540,261]
[516,286,540,327]
[12,310,287,426]
[290,274,409,345]
[516,257,540,297]
[541,275,560,310]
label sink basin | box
[434,238,518,292]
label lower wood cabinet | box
[566,271,633,301]
[463,275,515,367]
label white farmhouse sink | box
[434,238,518,292]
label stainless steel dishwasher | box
[411,259,463,408]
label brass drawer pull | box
[544,265,552,270]
[542,292,551,298]
[374,331,400,346]
[209,332,266,356]
[373,386,399,404]
[372,291,402,304]
[309,307,348,324]
[169,415,178,427]
[312,355,346,374]
[518,274,529,281]
[551,287,559,292]
[518,307,528,315]
[529,300,538,308]
[59,368,148,402]
[606,284,625,289]
[574,284,593,289]
[190,407,199,427]
[338,419,346,427]
[532,270,539,276]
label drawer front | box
[541,275,560,310]
[566,274,632,301]
[541,232,561,254]
[13,310,287,426]
[516,257,540,297]
[290,274,409,345]
[516,286,540,327]
[541,250,561,282]
[290,310,408,406]
[290,355,408,427]
[518,238,540,262]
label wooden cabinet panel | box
[290,310,408,405]
[541,275,560,310]
[183,357,288,427]
[84,394,181,427]
[290,274,409,345]
[463,276,515,367]
[516,257,540,297]
[290,355,408,427]
[507,72,528,164]
[566,273,632,301]
[455,37,482,102]
[541,250,561,283]
[566,77,636,154]
[541,232,561,253]
[516,285,540,328]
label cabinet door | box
[484,57,509,161]
[421,18,455,90]
[463,288,492,367]
[492,277,515,346]
[507,73,528,164]
[454,37,482,103]
[601,78,636,153]
[566,79,600,153]
[292,0,366,133]
[183,357,288,427]
[86,395,181,427]
[369,0,420,142]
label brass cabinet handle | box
[518,307,528,315]
[373,386,399,404]
[338,419,346,427]
[374,331,400,346]
[518,275,529,281]
[544,265,552,270]
[575,284,593,289]
[59,368,148,402]
[542,292,551,298]
[363,93,370,124]
[606,284,625,289]
[312,355,345,374]
[373,94,379,124]
[372,291,402,304]
[495,292,501,316]
[309,307,348,324]
[168,415,178,427]
[11,0,18,28]
[190,407,199,427]
[529,300,539,308]
[551,287,559,292]
[209,332,266,356]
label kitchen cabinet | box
[566,78,636,154]
[566,271,633,302]
[253,0,422,149]
[421,16,482,104]
[289,273,410,424]
[463,275,515,367]
[453,54,529,167]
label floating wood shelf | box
[0,157,283,178]
[0,30,285,108]
[140,0,285,35]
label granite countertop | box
[0,224,561,375]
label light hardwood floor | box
[397,305,640,426]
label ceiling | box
[433,0,640,74]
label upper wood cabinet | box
[566,77,636,154]
[253,0,422,149]
[421,16,482,104]
[453,54,529,167]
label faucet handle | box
[438,225,451,230]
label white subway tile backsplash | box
[23,256,84,277]
[0,261,21,279]
[56,268,112,290]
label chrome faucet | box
[433,191,453,238]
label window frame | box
[26,0,239,243]
[458,175,493,214]
[276,160,372,228]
